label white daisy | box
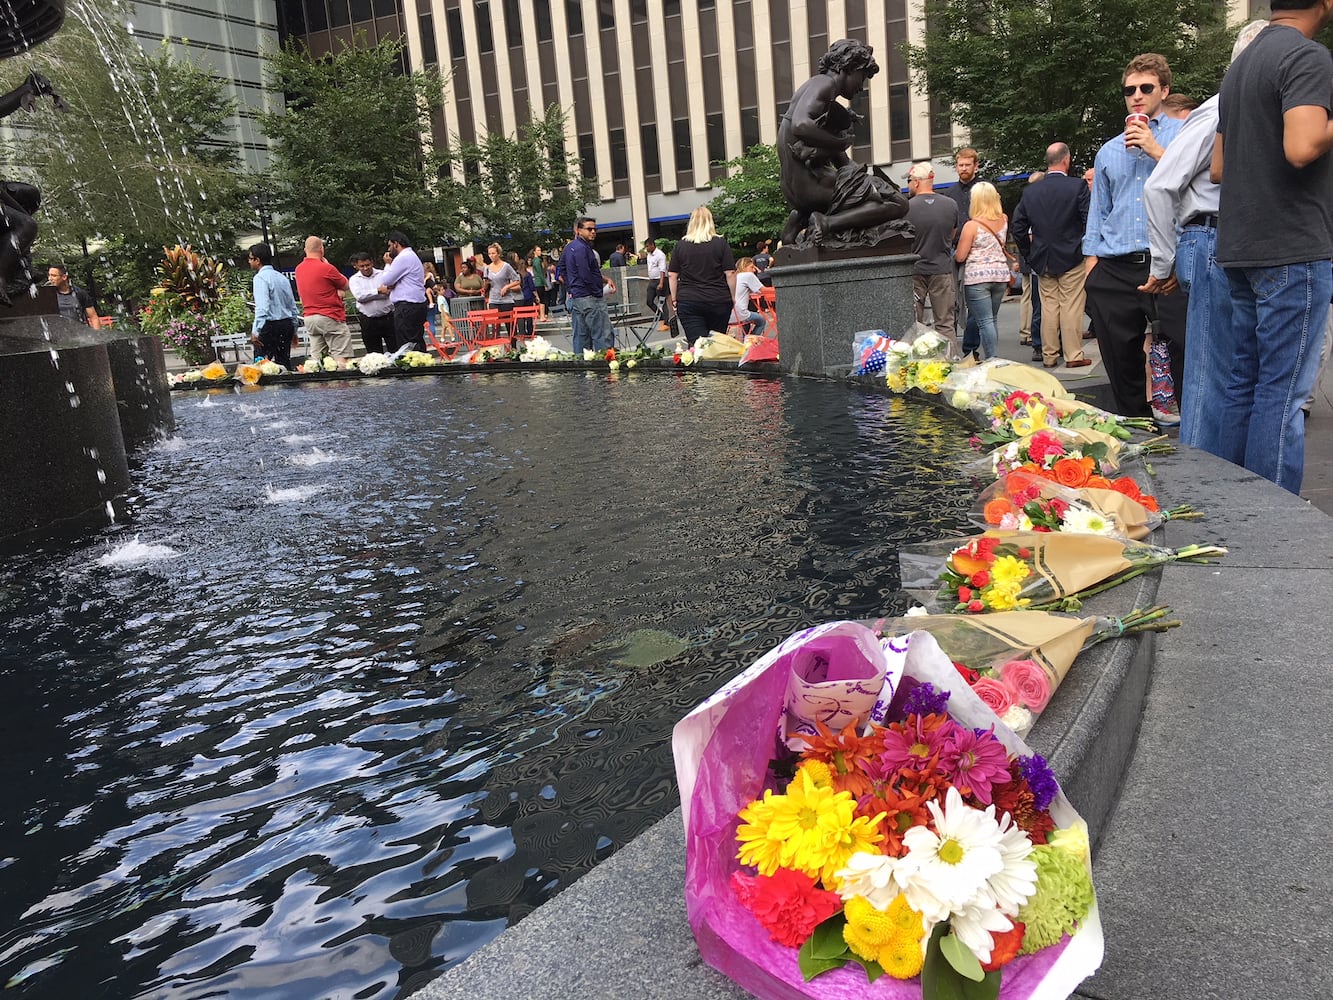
[834,851,905,910]
[898,787,1005,922]
[950,900,1016,964]
[1060,504,1117,536]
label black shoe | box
[1030,349,1042,361]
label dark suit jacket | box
[1011,171,1090,277]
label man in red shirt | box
[294,235,351,359]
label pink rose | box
[1001,659,1053,712]
[971,676,1016,716]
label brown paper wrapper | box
[878,610,1096,692]
[1080,487,1155,541]
[987,530,1134,601]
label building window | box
[504,0,522,46]
[610,128,628,180]
[599,0,615,29]
[641,123,659,175]
[534,0,553,40]
[664,0,680,15]
[351,0,372,20]
[698,0,714,9]
[446,7,466,60]
[631,0,647,22]
[578,133,597,181]
[740,107,759,150]
[476,2,494,52]
[889,83,911,160]
[706,112,725,166]
[566,0,583,34]
[419,13,438,65]
[673,118,692,184]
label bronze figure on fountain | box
[775,39,913,263]
[0,70,67,305]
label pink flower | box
[1001,659,1053,712]
[1026,431,1066,466]
[971,676,1016,716]
[939,725,1012,805]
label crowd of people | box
[908,1,1333,495]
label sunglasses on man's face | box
[1123,83,1157,96]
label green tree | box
[440,105,598,253]
[0,26,249,306]
[906,0,1235,171]
[260,36,456,264]
[707,144,788,256]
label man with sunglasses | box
[1083,53,1187,418]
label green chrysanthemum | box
[1016,843,1095,953]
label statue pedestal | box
[770,253,918,377]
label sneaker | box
[1151,406,1181,427]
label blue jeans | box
[1221,260,1331,493]
[570,295,613,353]
[1175,225,1237,460]
[963,282,1006,359]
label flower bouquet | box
[943,360,1071,411]
[899,531,1226,613]
[973,470,1200,541]
[969,391,1157,449]
[673,621,1102,1000]
[967,424,1176,483]
[868,609,1179,735]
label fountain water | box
[0,0,175,547]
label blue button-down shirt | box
[1083,112,1184,258]
[563,237,606,299]
[251,265,299,334]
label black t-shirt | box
[945,178,981,220]
[669,237,736,304]
[56,284,96,324]
[907,193,962,275]
[1216,24,1333,267]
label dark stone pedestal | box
[770,253,917,377]
[0,341,131,539]
[0,310,174,544]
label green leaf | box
[922,924,1004,1000]
[940,932,985,981]
[808,913,851,960]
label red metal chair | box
[426,314,465,361]
[462,309,511,354]
[754,286,778,338]
[508,305,542,342]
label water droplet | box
[105,501,116,522]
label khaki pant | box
[1040,264,1088,365]
[913,272,958,354]
[305,313,353,359]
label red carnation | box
[731,868,843,948]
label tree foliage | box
[439,105,597,253]
[260,36,455,264]
[707,144,788,256]
[906,0,1236,171]
[0,24,248,298]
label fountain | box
[0,0,174,546]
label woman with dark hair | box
[668,206,736,346]
[454,258,484,296]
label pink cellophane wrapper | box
[672,622,1103,1000]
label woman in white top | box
[953,181,1012,361]
[732,257,767,337]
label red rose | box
[958,586,973,602]
[1017,547,1032,559]
[970,570,990,588]
[967,599,984,613]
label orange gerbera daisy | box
[797,720,882,798]
[859,768,951,856]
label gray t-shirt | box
[907,193,962,275]
[1216,24,1333,267]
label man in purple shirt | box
[377,229,427,351]
[563,217,616,352]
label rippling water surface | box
[0,372,976,999]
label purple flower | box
[939,725,1012,805]
[1017,753,1058,812]
[900,681,950,718]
